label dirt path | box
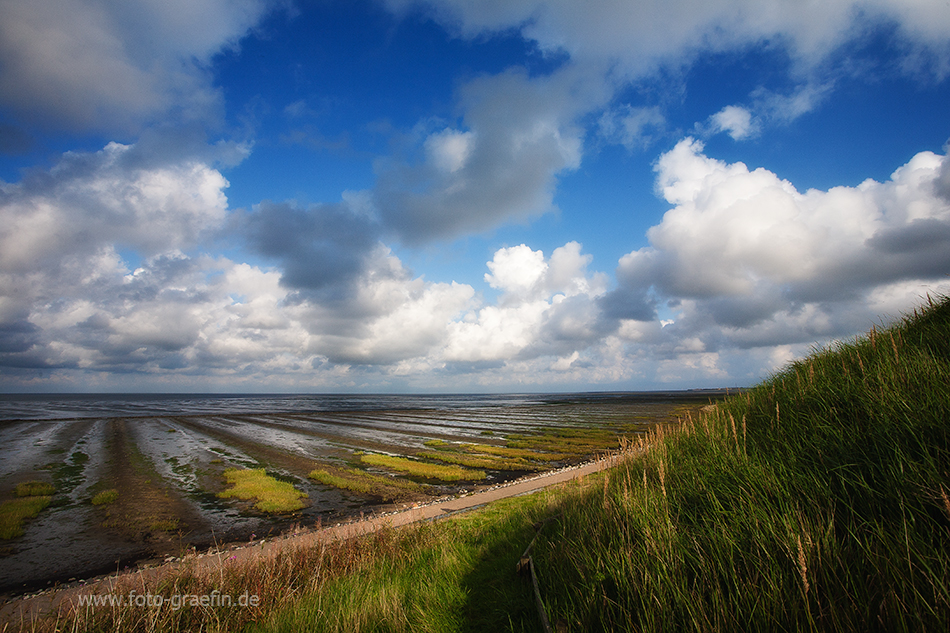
[0,453,624,629]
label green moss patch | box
[309,466,423,501]
[416,450,542,472]
[0,495,51,539]
[218,468,308,513]
[361,454,485,481]
[91,489,119,505]
[16,480,55,497]
[505,428,620,455]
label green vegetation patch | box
[309,466,423,501]
[91,489,119,505]
[506,427,621,455]
[218,468,308,513]
[149,519,179,532]
[361,453,485,481]
[459,442,568,462]
[0,495,52,539]
[16,480,55,497]
[416,450,542,471]
[425,438,568,462]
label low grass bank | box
[39,296,950,632]
[308,466,423,501]
[218,469,308,513]
[0,496,52,540]
[360,453,486,482]
[1,480,55,539]
[15,481,55,498]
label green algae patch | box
[309,466,423,501]
[459,443,569,462]
[425,438,568,463]
[218,468,307,513]
[361,454,485,481]
[16,480,55,497]
[505,428,620,456]
[0,495,51,539]
[416,450,542,472]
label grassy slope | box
[49,296,950,632]
[533,295,950,631]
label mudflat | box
[0,393,719,598]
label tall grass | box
[533,295,950,630]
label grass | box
[36,295,950,632]
[16,480,55,497]
[2,481,55,539]
[468,443,568,462]
[309,466,423,501]
[217,468,308,513]
[527,294,950,631]
[416,450,543,472]
[361,453,486,482]
[53,494,552,633]
[505,428,621,456]
[149,519,180,532]
[91,489,119,505]
[425,439,568,463]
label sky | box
[1,0,950,393]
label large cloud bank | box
[606,139,950,383]
[2,136,947,390]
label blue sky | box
[2,0,950,393]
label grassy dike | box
[47,296,950,632]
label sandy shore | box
[1,452,625,628]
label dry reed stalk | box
[797,536,810,595]
[742,415,747,455]
[658,459,666,499]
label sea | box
[0,391,726,422]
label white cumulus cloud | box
[610,137,950,362]
[708,105,758,141]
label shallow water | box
[0,391,726,593]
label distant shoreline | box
[0,389,737,422]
